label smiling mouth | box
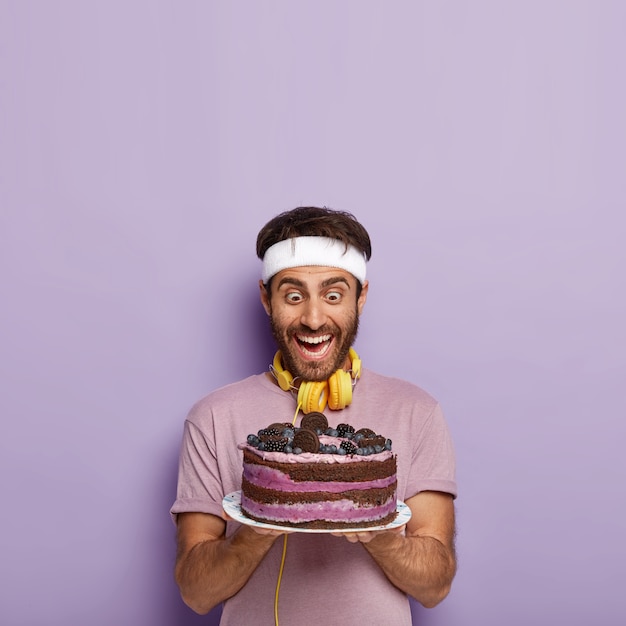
[295,333,333,358]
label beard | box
[270,309,360,382]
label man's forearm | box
[175,526,280,615]
[363,531,456,608]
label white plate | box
[222,490,411,534]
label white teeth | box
[297,334,331,344]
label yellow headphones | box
[272,348,362,413]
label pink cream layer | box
[240,494,397,524]
[243,462,396,493]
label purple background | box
[2,2,624,625]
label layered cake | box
[238,412,397,529]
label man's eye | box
[326,291,342,302]
[286,292,303,303]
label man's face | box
[260,266,368,382]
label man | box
[171,206,457,625]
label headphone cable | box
[273,401,302,626]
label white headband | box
[262,236,367,284]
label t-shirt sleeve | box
[170,419,226,524]
[406,402,457,499]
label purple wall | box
[2,2,624,625]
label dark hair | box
[256,206,372,261]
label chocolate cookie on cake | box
[238,413,397,529]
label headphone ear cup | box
[298,381,329,414]
[273,351,293,391]
[349,348,362,380]
[328,369,352,410]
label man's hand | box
[222,510,292,537]
[332,491,456,608]
[330,524,406,543]
[175,511,286,614]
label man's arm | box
[339,491,456,608]
[174,512,286,615]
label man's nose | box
[300,299,326,330]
